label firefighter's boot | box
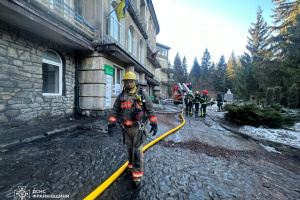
[133,179,141,188]
[127,165,133,178]
[195,112,199,118]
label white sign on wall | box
[106,75,112,107]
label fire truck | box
[173,83,193,105]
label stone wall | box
[0,22,75,125]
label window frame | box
[42,50,63,96]
[110,3,120,41]
[128,26,135,54]
[139,39,144,63]
[112,67,122,95]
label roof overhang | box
[156,42,171,50]
[0,0,94,51]
[146,76,160,86]
[96,43,154,77]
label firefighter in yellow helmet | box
[193,91,201,118]
[108,71,157,188]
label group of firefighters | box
[184,85,224,118]
[107,72,224,189]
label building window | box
[42,50,62,96]
[50,0,54,10]
[113,67,122,95]
[128,26,135,54]
[64,0,70,19]
[139,39,144,63]
[110,3,120,41]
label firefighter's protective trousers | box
[123,125,146,181]
[109,87,157,181]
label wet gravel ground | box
[0,105,300,200]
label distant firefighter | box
[200,90,208,117]
[216,92,224,112]
[194,91,201,118]
[185,91,194,116]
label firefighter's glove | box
[150,124,158,136]
[108,124,115,137]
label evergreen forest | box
[170,0,300,109]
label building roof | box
[156,42,171,50]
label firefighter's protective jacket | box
[194,94,201,103]
[200,94,208,104]
[109,89,157,126]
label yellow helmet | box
[124,71,136,80]
[196,91,199,94]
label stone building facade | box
[0,0,161,125]
[0,22,76,124]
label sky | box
[152,0,275,71]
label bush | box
[266,88,275,106]
[224,104,297,128]
[288,84,299,109]
[274,86,282,104]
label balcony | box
[29,0,94,40]
[161,67,174,73]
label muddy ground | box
[0,106,299,200]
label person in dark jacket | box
[108,71,157,188]
[193,91,201,118]
[200,90,208,117]
[216,92,224,112]
[184,92,194,116]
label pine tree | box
[189,57,201,87]
[226,51,238,91]
[246,6,270,62]
[246,6,271,99]
[173,52,184,85]
[234,53,258,100]
[200,48,212,80]
[214,55,227,93]
[182,56,188,82]
[227,51,238,78]
[269,0,300,107]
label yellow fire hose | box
[83,110,185,200]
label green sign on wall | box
[104,64,114,76]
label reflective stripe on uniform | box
[132,171,143,177]
[149,116,157,122]
[128,164,133,169]
[109,116,117,122]
[121,102,141,109]
[121,102,133,108]
[123,120,134,126]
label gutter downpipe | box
[74,53,82,118]
[83,109,185,200]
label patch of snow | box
[239,125,300,148]
[259,143,282,154]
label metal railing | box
[29,0,94,40]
